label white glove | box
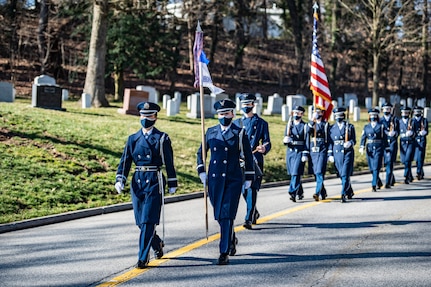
[343,141,352,149]
[406,130,414,137]
[388,130,396,137]
[328,155,334,163]
[301,156,308,162]
[283,136,292,144]
[359,147,364,155]
[243,180,252,189]
[419,130,427,136]
[199,172,207,184]
[168,187,176,194]
[115,181,124,194]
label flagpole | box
[195,21,209,240]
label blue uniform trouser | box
[289,175,301,195]
[371,170,379,187]
[385,155,394,185]
[138,223,162,262]
[315,173,323,195]
[242,187,257,222]
[218,218,234,254]
[404,161,413,179]
[341,176,350,195]
[417,158,425,177]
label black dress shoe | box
[289,194,296,202]
[404,178,409,184]
[347,193,353,199]
[298,194,304,200]
[385,184,391,189]
[372,186,377,192]
[313,194,319,201]
[136,260,148,269]
[341,195,346,203]
[154,241,164,259]
[217,253,229,265]
[243,221,252,230]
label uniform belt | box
[291,141,305,145]
[135,166,160,172]
[334,140,345,145]
[311,137,325,142]
[367,139,382,144]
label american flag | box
[193,22,224,94]
[310,3,333,120]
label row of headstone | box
[117,85,159,115]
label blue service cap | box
[333,107,346,114]
[239,93,256,104]
[368,108,380,114]
[382,103,393,108]
[400,106,411,111]
[214,98,236,113]
[136,101,161,115]
[292,105,305,113]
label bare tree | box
[83,0,109,107]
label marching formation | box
[114,97,428,268]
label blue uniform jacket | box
[360,122,387,171]
[380,115,399,163]
[412,116,429,161]
[306,120,329,174]
[116,128,177,226]
[285,120,308,176]
[399,118,415,164]
[328,121,356,177]
[197,124,254,220]
[234,114,271,189]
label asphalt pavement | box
[1,166,431,287]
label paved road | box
[1,167,431,287]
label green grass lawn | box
[0,99,429,224]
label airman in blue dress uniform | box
[283,105,308,202]
[115,101,178,269]
[359,108,387,192]
[197,98,254,265]
[398,106,415,183]
[234,93,271,230]
[380,103,399,188]
[328,107,356,202]
[306,106,329,201]
[412,106,429,180]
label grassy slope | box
[0,99,427,224]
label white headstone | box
[390,94,401,106]
[62,89,69,101]
[417,98,426,108]
[337,97,343,107]
[162,94,171,109]
[281,104,290,122]
[253,94,263,116]
[34,75,57,86]
[235,93,242,111]
[136,85,158,103]
[365,97,372,109]
[344,93,358,108]
[82,93,91,108]
[424,108,431,121]
[263,93,283,115]
[349,99,356,115]
[285,95,306,110]
[353,107,361,121]
[166,99,179,116]
[407,97,413,108]
[308,105,314,121]
[379,97,386,108]
[186,93,214,118]
[400,99,406,107]
[0,82,15,102]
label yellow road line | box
[97,187,371,286]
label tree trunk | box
[372,52,380,108]
[37,0,48,74]
[113,68,123,102]
[422,0,429,100]
[329,0,340,91]
[83,0,109,108]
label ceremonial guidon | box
[306,106,329,201]
[234,93,271,229]
[197,98,254,265]
[411,106,429,180]
[380,103,400,188]
[328,107,356,202]
[283,105,308,202]
[115,101,178,269]
[359,108,387,192]
[398,106,415,183]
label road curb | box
[0,164,420,234]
